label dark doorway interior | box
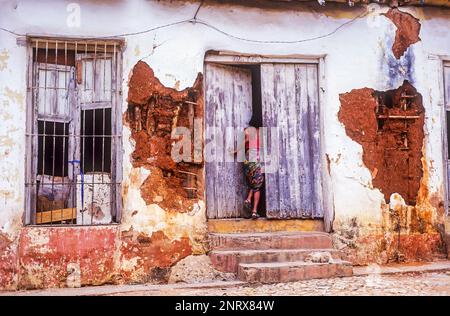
[238,64,266,218]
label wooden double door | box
[205,63,323,219]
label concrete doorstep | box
[1,260,450,296]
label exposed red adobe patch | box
[119,229,192,283]
[338,81,425,205]
[126,61,204,212]
[383,8,421,59]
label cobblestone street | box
[2,262,450,296]
[110,272,450,296]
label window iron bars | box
[26,38,121,226]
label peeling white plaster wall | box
[0,26,27,238]
[0,0,449,240]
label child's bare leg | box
[252,190,261,214]
[246,190,253,202]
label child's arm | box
[229,129,248,155]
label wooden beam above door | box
[205,50,323,65]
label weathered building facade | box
[0,0,449,290]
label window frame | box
[24,37,124,226]
[442,59,450,217]
[203,51,333,231]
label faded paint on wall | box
[333,8,447,265]
[0,27,27,289]
[18,227,119,289]
[8,62,209,288]
[0,0,449,289]
[0,50,9,71]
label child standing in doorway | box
[243,125,264,219]
[231,122,264,219]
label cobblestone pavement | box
[109,272,450,296]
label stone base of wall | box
[0,225,195,290]
[333,232,446,266]
[1,226,448,290]
[18,226,119,289]
[0,232,18,290]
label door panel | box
[205,64,253,219]
[445,64,450,216]
[261,63,323,219]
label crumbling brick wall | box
[338,81,424,206]
[333,8,447,265]
[383,8,421,60]
[336,82,446,263]
[114,61,207,284]
[125,61,204,213]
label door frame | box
[437,55,450,218]
[203,51,334,231]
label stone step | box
[208,218,324,234]
[237,260,353,283]
[210,248,342,273]
[209,231,333,250]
